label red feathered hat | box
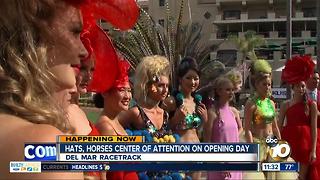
[74,0,138,93]
[281,55,315,84]
[114,57,130,88]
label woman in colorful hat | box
[93,58,138,180]
[243,60,281,179]
[278,55,317,180]
[69,1,139,179]
[244,60,281,145]
[0,0,87,178]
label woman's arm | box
[277,101,288,131]
[162,96,187,130]
[161,96,176,112]
[196,103,208,124]
[244,100,255,143]
[271,100,281,139]
[203,108,216,142]
[231,107,243,135]
[118,108,136,129]
[310,101,318,162]
[7,124,84,179]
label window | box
[217,50,237,67]
[303,8,316,17]
[159,0,165,7]
[158,19,165,27]
[223,10,240,20]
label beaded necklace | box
[175,92,203,130]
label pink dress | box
[208,105,242,180]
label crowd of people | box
[1,0,320,180]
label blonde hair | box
[250,60,272,89]
[213,76,234,98]
[212,76,233,120]
[134,55,170,104]
[0,0,73,133]
[225,69,242,85]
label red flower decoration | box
[84,24,119,93]
[281,55,315,84]
[67,0,139,93]
[88,0,139,31]
[114,58,130,88]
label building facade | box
[138,0,318,87]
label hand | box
[222,171,231,179]
[309,151,316,163]
[174,105,188,121]
[196,103,208,123]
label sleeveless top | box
[211,105,239,143]
[285,101,311,127]
[208,105,242,180]
[282,100,313,164]
[88,121,100,136]
[251,95,275,125]
[137,105,170,138]
[97,121,139,180]
[87,121,101,178]
[108,121,126,136]
[171,91,202,130]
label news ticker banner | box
[25,135,143,161]
[24,143,259,162]
[58,143,258,162]
[10,161,299,173]
[57,135,144,143]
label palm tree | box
[109,0,222,90]
[229,30,266,64]
[228,30,266,89]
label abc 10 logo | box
[266,135,291,161]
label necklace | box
[175,91,203,129]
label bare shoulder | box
[0,114,63,142]
[245,98,255,107]
[96,117,117,135]
[68,104,87,117]
[121,106,140,118]
[280,100,290,109]
[118,107,140,128]
[269,98,276,107]
[245,98,256,110]
[67,104,92,135]
[310,100,317,108]
[208,105,216,113]
[207,106,217,118]
[0,115,83,179]
[129,106,140,115]
[162,96,176,112]
[230,107,240,116]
